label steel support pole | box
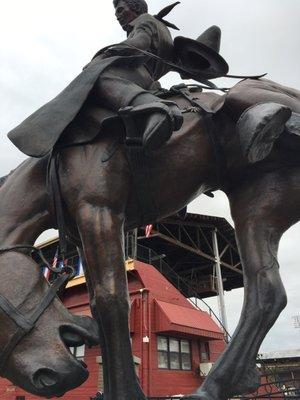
[212,228,229,338]
[133,228,138,259]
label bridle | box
[0,245,75,375]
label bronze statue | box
[1,0,300,399]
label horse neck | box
[0,251,43,308]
[0,158,52,247]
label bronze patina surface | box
[2,0,300,399]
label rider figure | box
[7,0,293,162]
[92,0,183,150]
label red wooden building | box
[0,260,226,399]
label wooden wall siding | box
[209,340,227,363]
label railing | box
[148,398,183,400]
[233,371,300,399]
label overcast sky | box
[1,0,299,352]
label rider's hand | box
[103,45,135,57]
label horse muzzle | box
[32,360,88,397]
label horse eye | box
[117,6,124,13]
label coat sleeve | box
[104,16,157,56]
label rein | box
[105,43,267,91]
[0,245,75,375]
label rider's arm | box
[104,18,155,57]
[121,22,153,50]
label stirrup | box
[118,102,172,148]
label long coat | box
[8,14,175,157]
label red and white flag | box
[44,246,59,280]
[43,266,51,281]
[145,224,153,238]
[52,246,59,270]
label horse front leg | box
[184,175,296,400]
[77,204,146,400]
[77,247,110,395]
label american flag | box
[52,246,59,269]
[145,224,153,238]
[44,266,51,281]
[44,246,59,281]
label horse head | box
[0,250,99,398]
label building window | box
[69,344,85,360]
[200,341,210,361]
[157,336,191,370]
[16,397,25,400]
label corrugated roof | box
[165,212,236,246]
[260,349,300,360]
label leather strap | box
[0,245,74,375]
[106,43,267,90]
[47,151,69,257]
[125,145,159,226]
[0,273,70,375]
[0,295,34,332]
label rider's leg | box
[94,67,183,150]
[184,171,298,400]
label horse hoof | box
[182,391,211,400]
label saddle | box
[59,83,226,151]
[62,78,300,150]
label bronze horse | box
[1,78,300,399]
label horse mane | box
[0,168,16,188]
[0,175,7,187]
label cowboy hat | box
[174,25,229,80]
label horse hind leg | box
[193,230,286,400]
[184,173,299,400]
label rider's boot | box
[142,101,183,151]
[237,102,292,163]
[119,94,183,151]
[286,112,300,136]
[279,112,300,151]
